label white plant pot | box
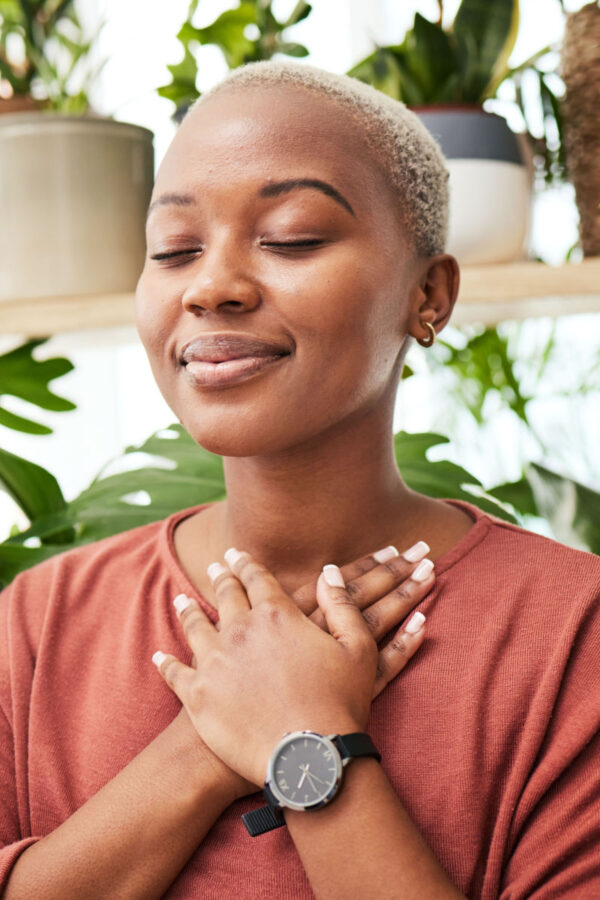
[0,114,154,303]
[415,109,532,265]
[446,158,531,264]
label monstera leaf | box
[0,340,76,435]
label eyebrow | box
[146,192,195,219]
[146,178,356,220]
[259,179,356,217]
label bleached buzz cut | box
[199,60,449,258]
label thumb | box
[316,565,372,648]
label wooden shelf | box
[1,259,600,336]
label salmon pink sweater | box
[1,501,599,898]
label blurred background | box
[1,0,599,581]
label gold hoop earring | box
[417,321,436,347]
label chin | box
[180,411,296,459]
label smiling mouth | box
[180,334,291,389]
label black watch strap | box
[333,732,382,763]
[241,803,285,837]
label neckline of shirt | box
[158,499,495,612]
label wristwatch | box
[241,730,381,837]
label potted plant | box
[0,0,154,303]
[348,0,535,265]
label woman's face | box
[136,84,422,457]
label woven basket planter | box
[561,2,600,257]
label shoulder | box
[0,507,201,644]
[438,501,600,642]
[445,500,600,587]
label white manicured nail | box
[173,593,193,615]
[224,547,245,567]
[373,545,399,564]
[323,564,345,587]
[405,612,426,634]
[402,541,430,563]
[152,650,168,668]
[207,562,228,581]
[411,558,434,582]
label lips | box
[180,333,292,389]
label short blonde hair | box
[199,60,449,257]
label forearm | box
[4,713,234,900]
[286,760,465,900]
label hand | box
[153,552,427,787]
[296,543,434,698]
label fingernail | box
[323,564,345,587]
[173,593,193,615]
[402,540,430,563]
[411,558,434,582]
[207,561,228,581]
[405,611,426,634]
[224,547,245,567]
[152,650,167,668]
[373,545,399,564]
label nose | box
[180,236,261,315]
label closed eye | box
[262,239,325,250]
[150,249,202,261]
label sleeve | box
[0,582,42,889]
[499,595,600,898]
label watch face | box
[267,731,343,811]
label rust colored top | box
[1,502,599,898]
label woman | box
[1,62,599,899]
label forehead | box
[154,84,392,217]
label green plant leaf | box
[277,42,309,58]
[158,43,199,107]
[284,1,312,28]
[182,4,258,69]
[440,328,529,425]
[523,463,600,554]
[488,476,538,517]
[394,431,516,521]
[453,0,519,102]
[0,446,66,521]
[0,339,76,435]
[403,13,457,102]
[348,47,408,101]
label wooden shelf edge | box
[1,259,600,335]
[0,292,136,336]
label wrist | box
[165,710,242,809]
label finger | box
[309,542,431,631]
[223,548,292,611]
[152,650,195,701]
[173,593,216,656]
[316,565,373,650]
[294,544,399,615]
[344,541,431,609]
[361,559,435,642]
[207,560,250,626]
[372,612,426,699]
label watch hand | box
[297,770,307,789]
[305,771,328,786]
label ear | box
[406,254,460,343]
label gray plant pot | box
[0,114,154,303]
[414,108,532,265]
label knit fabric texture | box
[1,501,599,898]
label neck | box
[210,403,417,593]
